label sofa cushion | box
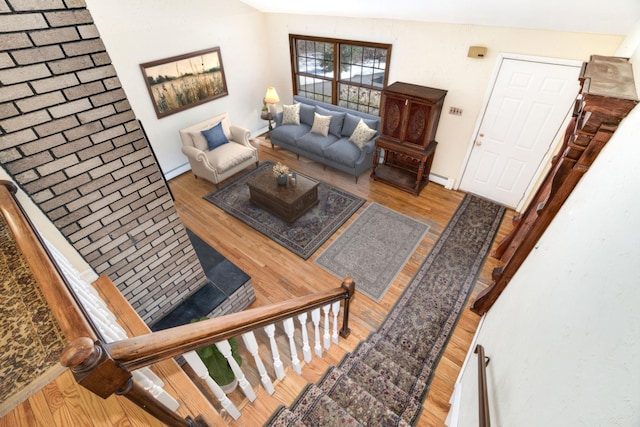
[282,104,300,125]
[296,131,338,156]
[205,142,255,173]
[201,122,229,150]
[316,106,346,137]
[323,138,363,166]
[185,116,233,151]
[349,119,377,149]
[310,112,331,137]
[298,103,315,126]
[341,113,379,137]
[188,131,209,151]
[270,123,311,146]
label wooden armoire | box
[471,55,638,315]
[371,82,447,195]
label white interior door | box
[460,57,581,208]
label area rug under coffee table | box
[315,202,430,302]
[204,161,364,259]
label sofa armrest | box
[362,138,376,155]
[274,112,283,127]
[229,125,251,147]
[181,145,213,168]
[355,138,377,164]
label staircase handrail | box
[105,278,354,371]
[475,344,491,427]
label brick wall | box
[0,0,207,324]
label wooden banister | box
[475,345,491,427]
[107,277,355,371]
[0,181,97,342]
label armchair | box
[179,112,259,186]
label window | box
[289,34,391,115]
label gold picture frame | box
[140,47,228,119]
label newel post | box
[339,277,355,338]
[61,337,201,427]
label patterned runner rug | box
[0,215,67,417]
[266,194,505,426]
[315,202,429,302]
[204,161,364,259]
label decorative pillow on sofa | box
[316,106,346,137]
[201,122,229,150]
[341,113,378,137]
[310,112,331,137]
[349,119,377,149]
[282,104,301,125]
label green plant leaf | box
[190,318,242,386]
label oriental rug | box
[315,202,429,302]
[203,161,364,260]
[266,194,506,426]
[0,215,66,417]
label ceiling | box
[238,0,640,36]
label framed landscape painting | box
[140,47,228,118]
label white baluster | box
[132,369,179,411]
[138,366,163,386]
[242,331,275,395]
[283,318,301,374]
[323,304,331,350]
[298,312,312,363]
[182,351,241,420]
[215,340,256,401]
[45,238,181,412]
[264,324,285,380]
[311,308,322,357]
[331,301,341,345]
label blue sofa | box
[270,95,380,182]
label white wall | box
[453,79,640,427]
[263,14,623,182]
[84,0,272,178]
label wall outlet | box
[449,107,463,116]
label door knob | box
[475,140,482,146]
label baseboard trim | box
[429,173,454,189]
[165,163,191,180]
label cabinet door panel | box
[405,101,431,147]
[381,95,406,141]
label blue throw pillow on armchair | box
[201,122,229,150]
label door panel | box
[460,58,580,208]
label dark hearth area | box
[150,229,254,331]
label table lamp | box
[263,87,279,137]
[264,87,279,112]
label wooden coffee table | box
[246,168,319,223]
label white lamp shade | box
[264,87,280,104]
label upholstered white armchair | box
[179,112,259,186]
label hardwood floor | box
[2,137,514,426]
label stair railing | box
[105,279,354,370]
[1,180,356,426]
[180,296,347,420]
[475,344,491,427]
